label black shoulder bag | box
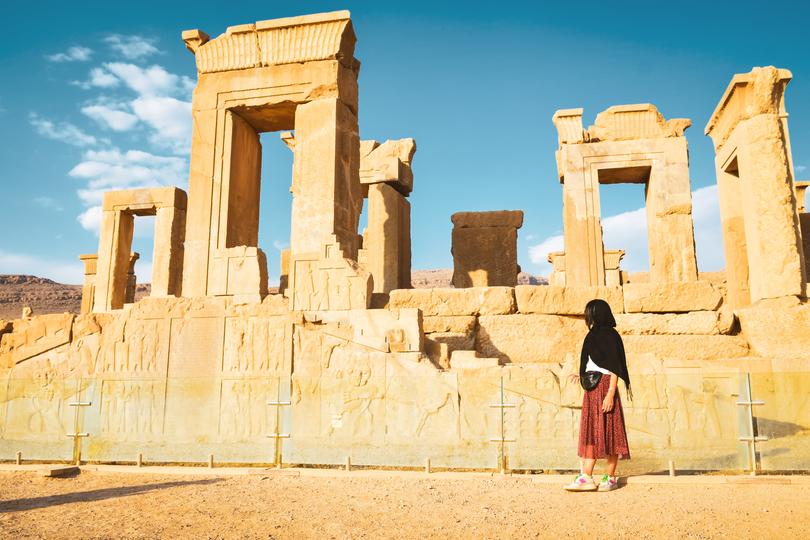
[580,371,602,391]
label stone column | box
[451,211,523,287]
[645,138,698,283]
[152,205,186,297]
[796,181,810,276]
[94,208,134,312]
[363,183,411,293]
[125,252,140,304]
[560,147,605,287]
[78,254,98,315]
[290,97,362,260]
[357,138,416,294]
[716,160,751,308]
[706,67,805,305]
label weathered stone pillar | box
[645,139,698,283]
[361,183,411,293]
[125,252,140,304]
[152,205,186,297]
[290,97,362,260]
[706,66,806,306]
[94,207,134,312]
[451,211,523,287]
[554,109,605,287]
[357,138,416,294]
[78,254,98,315]
[797,181,810,275]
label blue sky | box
[1,1,808,284]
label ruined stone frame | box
[560,142,698,287]
[706,67,807,308]
[180,13,363,304]
[94,188,187,312]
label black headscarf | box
[579,299,632,399]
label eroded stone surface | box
[623,282,723,313]
[388,287,516,316]
[451,211,523,288]
[515,285,623,315]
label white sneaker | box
[564,473,597,491]
[597,474,619,491]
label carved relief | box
[219,379,280,441]
[3,361,76,438]
[223,317,286,375]
[99,380,163,439]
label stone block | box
[427,332,475,352]
[422,315,476,334]
[737,301,810,359]
[622,335,750,361]
[476,314,586,364]
[615,311,724,335]
[450,350,500,370]
[39,466,80,478]
[623,281,723,313]
[451,210,524,229]
[515,285,623,315]
[388,287,515,316]
[451,227,518,287]
[450,210,523,288]
[359,138,416,195]
[315,308,423,353]
[0,313,74,367]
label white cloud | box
[528,234,564,275]
[81,104,139,131]
[77,67,121,89]
[104,35,159,60]
[104,63,191,98]
[272,240,288,251]
[797,165,807,174]
[29,113,106,147]
[0,249,84,284]
[527,184,725,275]
[69,148,188,233]
[691,184,725,272]
[33,196,64,212]
[46,46,93,63]
[77,205,102,232]
[131,96,191,154]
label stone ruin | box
[1,12,809,471]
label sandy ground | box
[1,470,809,539]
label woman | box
[565,299,631,492]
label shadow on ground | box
[0,478,222,513]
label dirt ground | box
[1,470,808,539]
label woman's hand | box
[601,392,615,413]
[567,374,580,384]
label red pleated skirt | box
[578,375,630,460]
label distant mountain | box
[0,275,83,319]
[410,269,548,288]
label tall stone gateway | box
[181,11,368,306]
[705,66,807,308]
[552,104,698,287]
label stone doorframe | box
[180,11,363,304]
[93,187,187,312]
[706,66,806,308]
[553,104,698,287]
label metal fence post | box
[737,372,767,475]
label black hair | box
[584,299,616,330]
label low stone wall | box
[0,285,808,471]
